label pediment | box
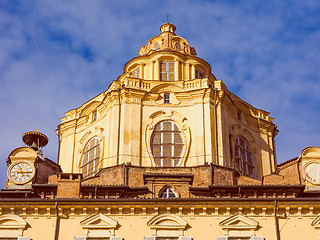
[148,214,187,230]
[300,146,320,160]
[0,214,27,229]
[8,147,37,162]
[312,215,320,228]
[80,213,118,230]
[219,214,258,230]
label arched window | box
[160,188,177,199]
[81,137,100,178]
[151,121,184,167]
[235,137,254,177]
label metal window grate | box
[151,121,184,167]
[235,137,254,177]
[81,137,100,178]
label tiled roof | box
[277,157,299,167]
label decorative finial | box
[35,128,39,132]
[166,13,170,23]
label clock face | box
[8,161,35,184]
[305,163,320,185]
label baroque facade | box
[1,22,320,240]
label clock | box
[304,162,320,185]
[7,161,35,185]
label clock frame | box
[7,160,35,185]
[304,162,320,185]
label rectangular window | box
[160,62,175,81]
[92,111,97,121]
[130,68,140,78]
[195,69,204,79]
[164,93,170,103]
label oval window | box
[153,42,160,50]
[174,42,182,51]
[151,121,184,167]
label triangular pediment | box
[148,214,187,230]
[219,214,258,230]
[0,214,27,229]
[80,213,118,230]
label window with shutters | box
[234,137,254,178]
[81,137,100,178]
[151,121,184,167]
[160,187,176,198]
[160,62,175,81]
[130,68,140,78]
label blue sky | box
[0,0,319,188]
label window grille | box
[235,137,254,177]
[160,62,175,81]
[151,121,184,167]
[81,137,100,178]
